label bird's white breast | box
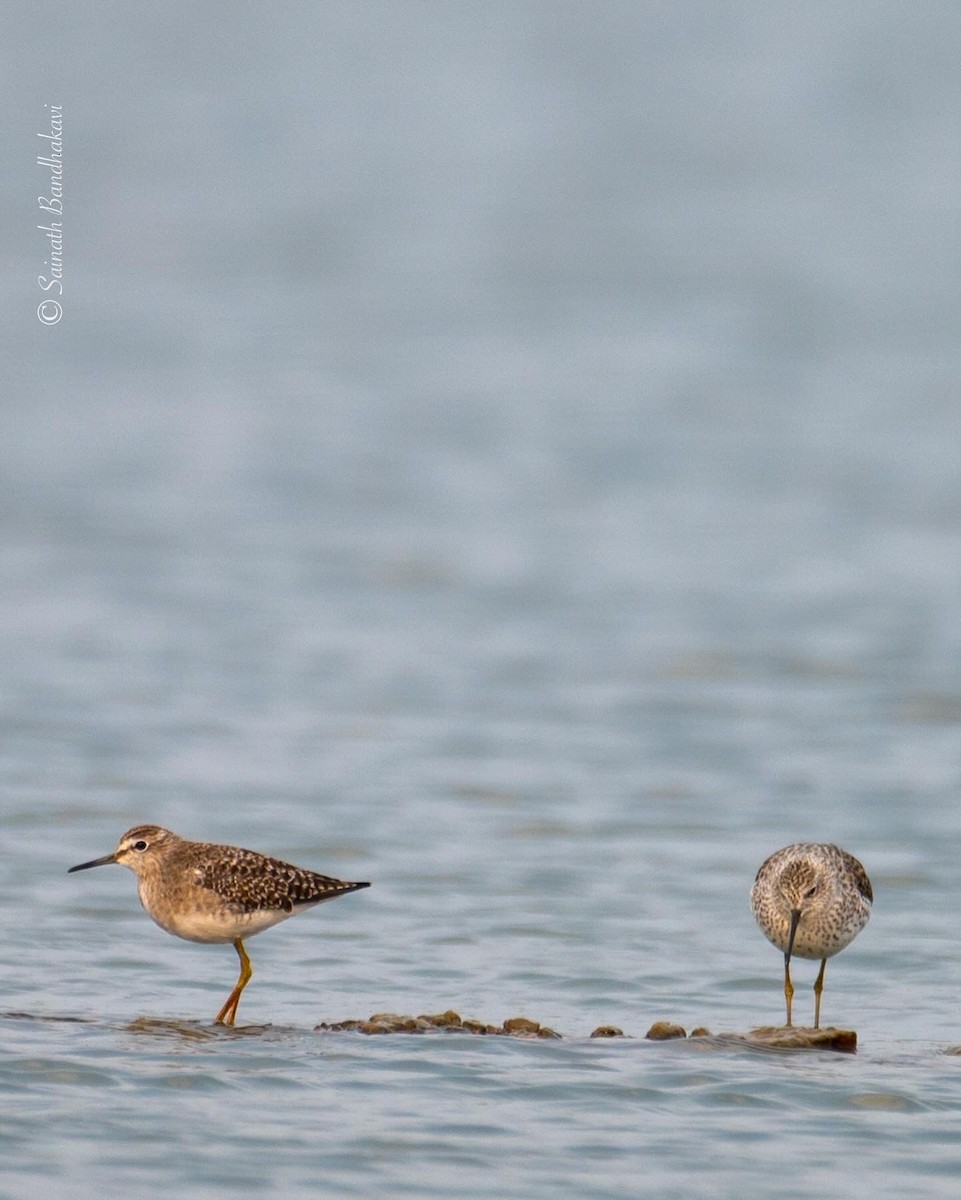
[138,876,306,944]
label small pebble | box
[420,1010,462,1027]
[503,1017,540,1034]
[645,1021,687,1040]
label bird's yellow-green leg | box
[215,939,252,1026]
[783,955,794,1027]
[813,958,827,1030]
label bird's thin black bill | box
[68,853,117,873]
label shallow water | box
[5,2,961,1197]
[4,1010,961,1200]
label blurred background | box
[3,3,961,1196]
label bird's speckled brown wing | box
[192,844,370,914]
[840,849,873,905]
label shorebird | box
[69,824,369,1024]
[750,842,872,1028]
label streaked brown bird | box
[750,842,872,1029]
[69,824,369,1025]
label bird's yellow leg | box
[812,958,827,1030]
[214,939,252,1026]
[783,956,794,1027]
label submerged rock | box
[315,1011,561,1038]
[315,1012,856,1049]
[725,1025,857,1053]
[640,1021,853,1051]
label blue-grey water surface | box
[4,2,961,1197]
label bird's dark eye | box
[804,885,818,899]
[133,840,148,852]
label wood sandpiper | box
[69,824,370,1025]
[750,842,872,1029]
